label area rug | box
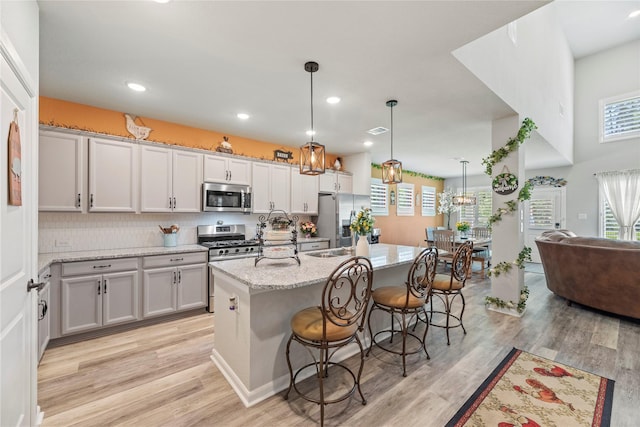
[446,348,614,427]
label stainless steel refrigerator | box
[314,193,371,248]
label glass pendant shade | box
[452,160,476,206]
[299,141,325,175]
[382,99,402,184]
[299,61,325,175]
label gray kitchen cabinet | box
[203,154,251,185]
[39,130,86,212]
[88,137,139,212]
[251,162,291,213]
[319,170,353,194]
[142,252,207,318]
[290,167,319,215]
[60,258,139,335]
[298,240,329,252]
[140,145,203,212]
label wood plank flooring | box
[38,270,640,426]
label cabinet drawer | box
[299,241,329,252]
[62,257,138,276]
[143,251,207,268]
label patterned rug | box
[446,348,615,427]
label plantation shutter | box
[396,183,414,216]
[600,92,640,143]
[370,179,388,216]
[603,200,640,240]
[421,186,436,217]
[529,198,554,229]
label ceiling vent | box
[367,126,388,135]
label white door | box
[88,138,139,212]
[1,50,39,425]
[270,164,291,212]
[140,145,173,212]
[172,150,202,212]
[524,187,566,263]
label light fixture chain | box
[390,103,394,159]
[310,70,314,142]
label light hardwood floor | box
[38,270,640,426]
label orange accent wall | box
[39,97,337,166]
[372,167,445,247]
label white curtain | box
[596,169,640,240]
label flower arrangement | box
[350,207,375,236]
[437,189,459,229]
[456,221,470,233]
[300,221,317,237]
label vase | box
[355,234,369,257]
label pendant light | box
[381,99,402,184]
[452,160,476,206]
[299,61,326,175]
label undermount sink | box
[306,248,354,258]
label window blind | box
[396,183,414,216]
[370,179,388,216]
[421,186,436,217]
[600,92,640,143]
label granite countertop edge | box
[38,244,208,274]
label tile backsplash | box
[39,212,311,253]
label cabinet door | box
[61,274,102,335]
[251,162,272,213]
[270,164,291,212]
[176,264,207,311]
[142,267,177,318]
[89,138,139,212]
[291,169,319,214]
[102,270,139,326]
[39,131,85,212]
[337,173,353,194]
[37,282,51,362]
[140,145,172,212]
[319,171,337,193]
[172,150,203,212]
[227,158,251,185]
[203,154,228,183]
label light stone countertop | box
[209,243,425,290]
[38,244,207,274]
[296,237,330,243]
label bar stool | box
[366,247,438,376]
[429,240,473,345]
[283,256,374,426]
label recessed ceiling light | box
[629,9,640,18]
[237,113,250,120]
[367,127,388,135]
[306,130,316,136]
[154,0,171,3]
[326,96,341,104]
[363,141,373,147]
[127,82,146,92]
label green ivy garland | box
[485,285,529,314]
[481,118,537,176]
[371,163,444,181]
[487,247,532,277]
[487,182,532,229]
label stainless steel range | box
[197,224,258,312]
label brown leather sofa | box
[535,230,640,319]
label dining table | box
[425,236,492,277]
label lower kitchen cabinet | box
[142,253,207,318]
[61,270,139,335]
[37,268,51,362]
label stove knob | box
[234,248,240,253]
[218,250,224,256]
[224,249,229,254]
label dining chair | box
[366,247,438,376]
[432,229,455,270]
[471,226,491,273]
[429,240,473,345]
[284,256,374,426]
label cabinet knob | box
[90,193,94,208]
[97,280,101,295]
[77,193,81,208]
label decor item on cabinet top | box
[216,136,233,154]
[300,221,317,238]
[350,207,375,236]
[333,157,342,171]
[438,188,459,230]
[124,113,152,140]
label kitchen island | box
[209,243,424,407]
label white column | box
[489,115,525,316]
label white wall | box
[453,2,574,163]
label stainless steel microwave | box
[202,182,251,213]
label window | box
[396,183,414,216]
[602,200,640,240]
[529,198,554,229]
[457,187,492,227]
[370,179,388,216]
[600,91,640,143]
[421,186,436,217]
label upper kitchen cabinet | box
[290,167,319,215]
[39,130,87,212]
[251,162,291,213]
[319,170,353,194]
[88,137,139,212]
[140,145,202,212]
[203,154,251,186]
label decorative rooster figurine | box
[124,113,152,140]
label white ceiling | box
[38,1,640,178]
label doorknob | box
[27,279,44,292]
